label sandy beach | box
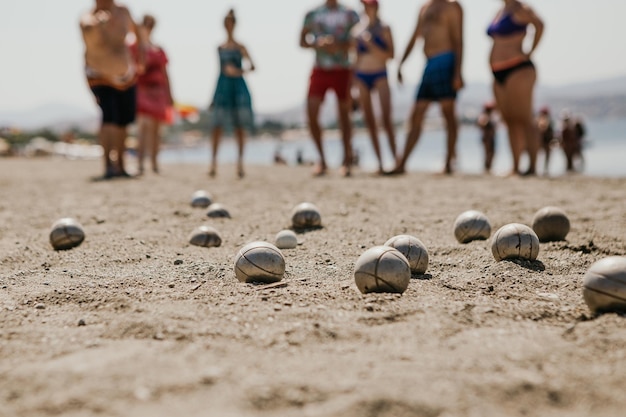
[0,158,625,417]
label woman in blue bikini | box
[488,0,544,176]
[353,0,395,174]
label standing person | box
[135,14,174,175]
[573,116,586,171]
[300,0,360,177]
[487,0,544,176]
[208,9,255,179]
[390,0,464,175]
[559,111,583,173]
[353,0,396,174]
[80,0,144,179]
[477,102,497,173]
[536,106,554,175]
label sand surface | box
[1,158,625,417]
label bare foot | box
[339,165,351,177]
[385,166,406,176]
[312,164,327,177]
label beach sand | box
[1,158,625,417]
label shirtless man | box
[391,0,463,174]
[80,0,144,179]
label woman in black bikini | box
[487,0,544,176]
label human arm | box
[449,3,464,91]
[397,9,423,84]
[361,25,395,61]
[123,6,145,74]
[241,45,256,73]
[518,4,544,58]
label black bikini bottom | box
[492,60,534,85]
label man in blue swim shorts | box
[391,0,464,175]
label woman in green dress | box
[209,9,255,178]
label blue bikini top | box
[356,23,388,53]
[487,12,527,37]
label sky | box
[1,0,625,115]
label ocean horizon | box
[160,118,626,178]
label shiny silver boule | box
[454,210,492,243]
[491,223,540,261]
[191,190,213,208]
[583,256,626,314]
[291,202,321,229]
[384,234,429,274]
[189,226,222,248]
[354,246,411,294]
[532,206,570,242]
[234,241,285,283]
[50,218,85,250]
[207,203,231,219]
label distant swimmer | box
[80,0,144,179]
[536,106,554,175]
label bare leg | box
[210,127,222,177]
[357,81,383,173]
[337,98,353,176]
[307,97,326,175]
[235,127,245,178]
[149,119,161,173]
[506,122,526,174]
[493,82,518,175]
[136,116,148,174]
[392,100,430,174]
[524,121,539,175]
[113,125,128,176]
[376,78,397,162]
[440,99,458,174]
[502,67,537,175]
[543,144,551,175]
[99,123,116,177]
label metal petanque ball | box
[354,246,411,294]
[189,226,222,248]
[532,206,570,242]
[491,223,540,261]
[49,218,85,250]
[384,234,429,274]
[582,256,626,314]
[291,202,321,229]
[275,230,298,249]
[453,210,492,243]
[234,241,286,284]
[207,203,231,219]
[191,190,213,208]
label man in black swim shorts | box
[80,0,144,178]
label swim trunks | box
[91,84,136,127]
[308,68,352,101]
[416,51,457,101]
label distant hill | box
[0,102,99,132]
[258,75,626,126]
[2,75,626,132]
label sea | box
[160,118,626,178]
